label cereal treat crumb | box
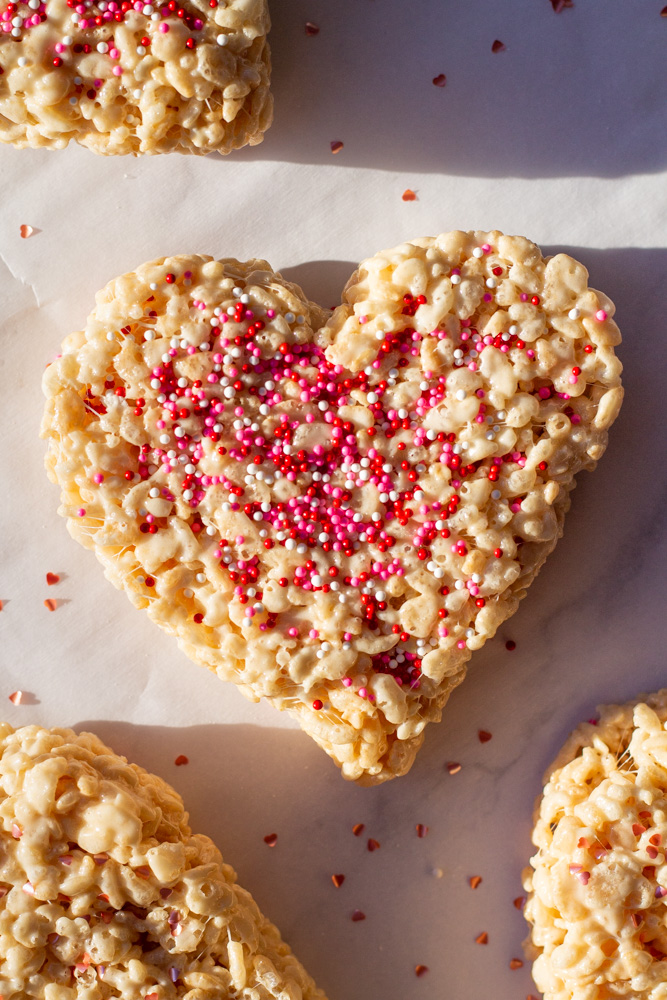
[524,691,667,1000]
[0,0,271,155]
[0,722,327,999]
[41,234,623,782]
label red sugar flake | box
[550,0,573,9]
[193,612,204,624]
[402,189,417,202]
[513,895,526,910]
[8,691,22,706]
[19,224,35,239]
[416,824,429,838]
[509,958,524,970]
[0,600,3,612]
[44,598,58,612]
[367,838,380,852]
[174,755,189,766]
[415,965,429,977]
[305,21,319,34]
[330,140,344,154]
[478,730,492,743]
[352,823,365,836]
[331,873,345,888]
[475,932,488,945]
[469,875,482,889]
[662,5,667,14]
[432,74,447,87]
[491,39,506,52]
[351,909,366,922]
[446,762,461,775]
[264,833,278,847]
[505,639,516,651]
[46,573,60,586]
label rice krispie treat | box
[41,233,624,782]
[0,722,327,999]
[524,691,667,1000]
[0,0,271,154]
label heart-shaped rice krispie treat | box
[523,690,667,1000]
[0,722,327,999]
[0,0,271,154]
[41,232,624,783]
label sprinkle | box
[446,762,461,775]
[20,224,35,239]
[264,833,278,847]
[352,823,364,836]
[491,39,506,52]
[509,958,524,970]
[662,5,667,14]
[331,873,345,887]
[11,824,22,839]
[475,932,488,944]
[416,824,429,838]
[46,572,60,586]
[174,755,189,766]
[469,875,482,889]
[305,21,319,34]
[312,699,323,711]
[351,909,366,922]
[505,639,516,651]
[513,896,526,909]
[44,599,58,611]
[595,309,608,322]
[402,189,417,201]
[415,965,429,977]
[432,74,446,87]
[367,838,380,852]
[478,730,492,743]
[656,886,667,899]
[330,140,344,154]
[8,691,22,705]
[550,0,574,9]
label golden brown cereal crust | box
[41,233,623,782]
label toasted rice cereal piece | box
[0,0,271,155]
[0,722,327,1000]
[41,233,623,783]
[523,690,667,1000]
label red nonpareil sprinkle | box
[416,824,428,838]
[469,875,482,889]
[312,699,323,711]
[475,932,488,944]
[367,838,380,852]
[193,613,204,624]
[165,273,176,284]
[330,140,344,154]
[264,833,278,847]
[331,873,345,888]
[44,599,58,612]
[352,823,365,836]
[478,730,492,743]
[509,958,524,970]
[402,189,417,202]
[305,21,319,34]
[514,896,526,909]
[415,965,429,977]
[174,755,189,766]
[20,224,35,239]
[46,573,60,586]
[8,691,22,705]
[491,39,506,52]
[505,639,516,651]
[351,909,366,922]
[432,74,446,87]
[447,762,461,775]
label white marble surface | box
[1,1,667,997]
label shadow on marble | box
[227,0,667,179]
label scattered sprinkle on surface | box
[352,823,365,837]
[509,958,524,970]
[331,873,345,888]
[514,895,526,909]
[402,189,417,202]
[44,598,58,612]
[19,224,35,239]
[475,932,488,945]
[478,730,492,743]
[46,573,60,586]
[416,824,429,838]
[263,833,278,847]
[469,875,482,889]
[305,21,319,35]
[174,755,189,766]
[550,0,574,9]
[447,762,461,775]
[367,838,380,852]
[505,639,516,651]
[330,140,344,154]
[491,39,506,52]
[415,965,429,977]
[351,909,366,922]
[432,74,447,87]
[8,691,22,706]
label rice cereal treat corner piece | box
[523,690,667,1000]
[41,233,624,783]
[0,0,272,155]
[0,722,328,999]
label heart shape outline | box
[41,231,623,782]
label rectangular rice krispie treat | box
[0,0,272,154]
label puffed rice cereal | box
[524,690,667,1000]
[0,722,327,999]
[0,0,271,155]
[41,233,624,783]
